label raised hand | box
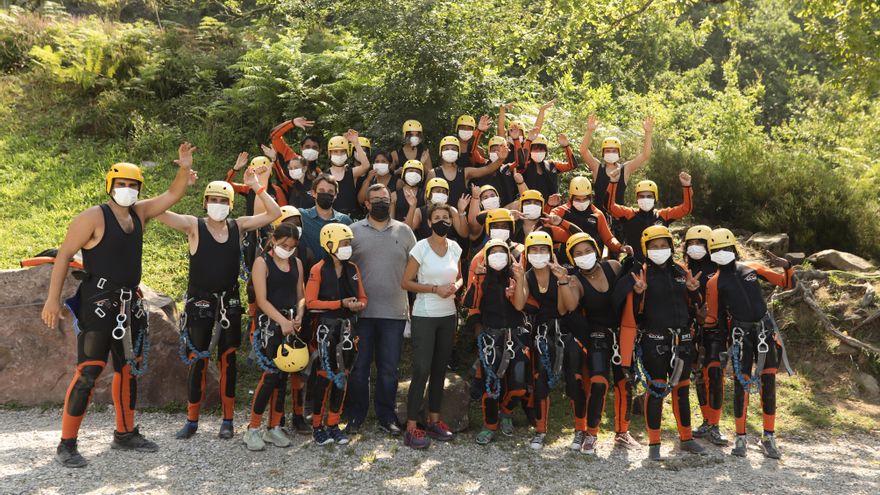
[685,269,702,291]
[557,133,570,148]
[540,99,556,112]
[475,263,487,275]
[344,129,360,143]
[547,212,563,226]
[478,115,491,132]
[457,194,471,213]
[470,184,481,198]
[244,167,261,190]
[549,262,568,280]
[175,142,197,169]
[495,142,510,162]
[509,209,525,221]
[260,144,277,161]
[404,187,417,206]
[186,169,199,187]
[548,194,562,209]
[527,127,540,142]
[292,116,314,129]
[511,260,525,280]
[631,270,647,294]
[643,115,654,134]
[586,114,599,132]
[233,151,249,171]
[679,171,692,187]
[513,171,524,184]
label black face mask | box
[369,200,391,221]
[431,220,451,237]
[316,192,335,210]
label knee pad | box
[67,364,104,416]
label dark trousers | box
[346,318,406,425]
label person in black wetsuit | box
[325,130,371,218]
[42,143,196,468]
[392,119,432,171]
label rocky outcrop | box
[807,249,876,273]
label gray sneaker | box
[475,428,495,445]
[500,414,514,436]
[262,426,291,448]
[570,430,586,451]
[680,439,706,455]
[580,433,598,456]
[708,425,729,446]
[529,433,546,450]
[761,434,781,459]
[692,421,711,439]
[243,428,266,451]
[731,435,747,457]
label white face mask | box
[206,203,230,221]
[289,167,305,181]
[441,150,459,163]
[647,248,672,265]
[487,252,509,271]
[522,204,542,220]
[330,154,348,166]
[430,192,448,205]
[573,200,591,212]
[335,245,352,261]
[481,196,500,210]
[710,250,736,266]
[458,130,474,141]
[489,228,510,241]
[274,246,295,259]
[637,198,655,211]
[488,151,499,162]
[112,187,139,207]
[373,162,390,176]
[687,245,707,260]
[604,152,619,163]
[301,148,319,162]
[574,253,597,271]
[409,136,421,147]
[404,171,421,186]
[528,253,550,269]
[530,151,546,163]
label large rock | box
[746,232,789,256]
[0,265,219,408]
[807,249,876,273]
[855,372,880,399]
[396,372,470,432]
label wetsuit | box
[606,182,693,262]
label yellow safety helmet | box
[519,189,545,207]
[641,225,673,256]
[327,135,349,153]
[568,176,593,197]
[105,162,144,194]
[635,180,659,199]
[273,338,310,373]
[482,238,511,257]
[485,208,515,234]
[203,181,235,208]
[508,121,525,133]
[320,223,354,255]
[402,119,423,138]
[424,177,450,202]
[456,115,476,128]
[402,159,424,175]
[525,231,553,252]
[272,205,302,227]
[479,184,499,198]
[438,135,460,154]
[249,156,273,171]
[601,137,622,152]
[348,136,371,154]
[685,225,713,244]
[488,135,507,150]
[566,232,600,265]
[709,228,737,251]
[530,134,549,148]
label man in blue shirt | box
[298,174,353,272]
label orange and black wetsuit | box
[468,129,518,205]
[509,218,579,247]
[577,261,632,437]
[180,219,243,426]
[551,202,624,257]
[463,264,528,431]
[305,256,367,431]
[704,261,794,438]
[619,260,702,449]
[515,140,577,198]
[606,182,693,262]
[270,120,320,209]
[685,255,722,430]
[249,254,299,431]
[61,204,148,442]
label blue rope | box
[478,332,502,400]
[319,336,347,390]
[633,344,673,399]
[252,324,280,373]
[537,337,561,388]
[731,341,762,393]
[178,326,211,365]
[128,324,150,377]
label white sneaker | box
[570,430,586,451]
[262,426,292,448]
[580,433,598,456]
[243,428,266,451]
[529,433,546,450]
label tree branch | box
[599,0,657,36]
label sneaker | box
[692,421,711,439]
[291,415,312,435]
[475,428,495,445]
[761,434,781,459]
[218,420,234,440]
[262,426,292,448]
[569,430,586,451]
[343,420,362,435]
[648,444,662,461]
[55,439,87,468]
[708,425,729,446]
[529,433,546,450]
[175,420,198,440]
[404,428,431,450]
[580,433,598,456]
[731,434,747,457]
[243,428,266,451]
[500,414,514,436]
[378,421,403,436]
[328,426,349,445]
[111,426,158,452]
[680,439,706,455]
[425,421,454,442]
[312,427,334,446]
[614,431,641,450]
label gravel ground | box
[1,409,878,494]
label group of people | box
[40,102,796,468]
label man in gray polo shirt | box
[346,183,416,434]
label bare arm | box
[401,256,433,293]
[623,116,653,181]
[236,169,282,232]
[347,129,372,180]
[533,99,555,135]
[134,142,197,221]
[578,114,601,177]
[155,210,197,234]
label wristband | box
[256,186,267,195]
[557,280,569,286]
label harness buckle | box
[96,278,106,289]
[94,307,106,319]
